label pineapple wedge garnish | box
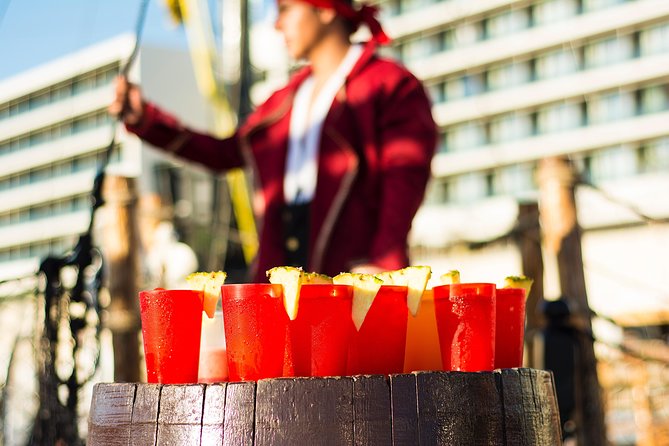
[267,266,304,320]
[376,266,432,316]
[503,275,534,297]
[333,272,382,330]
[303,272,333,284]
[186,271,227,318]
[439,270,461,285]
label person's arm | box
[366,71,437,270]
[109,76,245,172]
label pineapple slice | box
[376,266,432,316]
[267,266,304,320]
[439,270,461,285]
[333,272,383,330]
[503,275,534,297]
[303,272,333,284]
[186,271,227,318]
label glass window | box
[535,47,582,80]
[537,101,584,133]
[452,22,484,47]
[588,90,635,124]
[532,0,581,25]
[486,8,530,39]
[445,73,485,100]
[639,22,669,56]
[589,145,637,181]
[639,84,669,114]
[487,61,532,91]
[452,172,489,203]
[493,163,536,196]
[584,34,635,69]
[424,178,450,204]
[426,81,446,104]
[582,0,627,13]
[640,137,669,173]
[446,121,487,151]
[490,112,534,143]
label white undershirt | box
[284,44,363,204]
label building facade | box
[375,0,669,322]
[0,34,213,283]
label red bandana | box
[301,0,391,44]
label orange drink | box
[403,289,443,372]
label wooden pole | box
[102,175,142,382]
[537,157,607,446]
[513,201,544,368]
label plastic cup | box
[198,310,228,383]
[221,284,288,381]
[288,284,354,377]
[435,283,497,372]
[139,289,203,384]
[404,289,443,373]
[494,287,526,369]
[347,285,408,375]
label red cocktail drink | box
[433,285,455,371]
[435,283,496,372]
[289,284,354,377]
[494,287,526,369]
[347,285,408,375]
[139,289,203,384]
[221,284,288,381]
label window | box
[485,8,530,39]
[446,121,487,151]
[535,47,582,80]
[426,81,446,104]
[424,178,450,204]
[493,163,536,196]
[584,34,635,69]
[639,22,669,56]
[452,172,489,203]
[639,137,669,173]
[588,145,637,181]
[582,0,627,13]
[532,0,581,25]
[452,22,484,47]
[588,90,635,124]
[445,73,485,100]
[639,84,669,114]
[537,101,584,133]
[490,112,534,143]
[487,61,532,91]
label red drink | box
[435,284,496,372]
[289,284,354,377]
[494,287,526,369]
[433,285,455,371]
[222,284,288,381]
[139,289,203,384]
[347,285,408,375]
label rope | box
[28,2,152,444]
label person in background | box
[109,0,437,282]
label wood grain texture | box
[130,383,160,446]
[87,382,136,446]
[223,381,256,446]
[389,373,418,445]
[88,369,562,446]
[157,384,205,445]
[202,383,227,446]
[255,377,354,446]
[417,371,504,445]
[352,375,392,446]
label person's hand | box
[108,75,145,126]
[350,264,385,275]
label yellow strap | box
[170,0,259,264]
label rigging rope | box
[29,1,151,444]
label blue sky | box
[0,0,274,81]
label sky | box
[0,0,273,81]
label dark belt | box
[281,201,310,269]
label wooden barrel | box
[88,368,561,445]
